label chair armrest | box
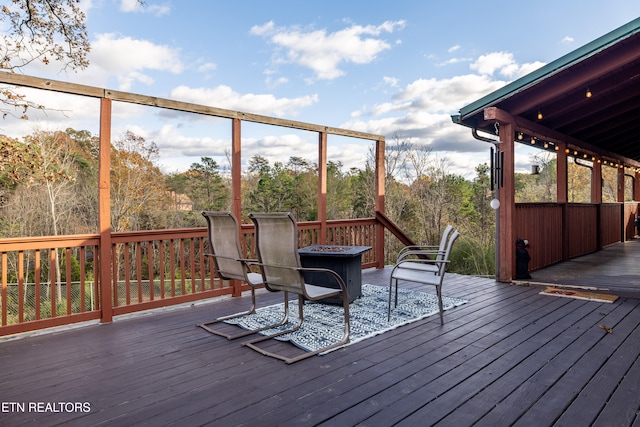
[397,245,439,256]
[396,258,448,267]
[396,249,444,262]
[253,262,348,298]
[297,266,348,293]
[204,253,258,264]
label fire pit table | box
[298,245,371,304]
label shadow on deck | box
[1,267,640,426]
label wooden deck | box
[1,266,640,426]
[529,237,640,299]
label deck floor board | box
[1,255,640,426]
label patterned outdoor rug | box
[225,284,467,354]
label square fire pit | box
[298,245,371,303]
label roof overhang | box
[453,17,640,168]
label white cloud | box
[197,62,217,72]
[169,85,318,117]
[383,76,400,87]
[120,0,170,16]
[562,36,575,44]
[251,20,406,80]
[340,51,548,177]
[87,33,184,90]
[448,45,461,53]
[119,0,139,11]
[471,52,545,79]
[438,57,472,66]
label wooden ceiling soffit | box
[482,107,640,168]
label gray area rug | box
[225,284,467,354]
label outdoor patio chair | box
[243,212,351,364]
[388,229,460,325]
[394,225,454,274]
[198,211,287,340]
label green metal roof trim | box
[456,17,640,120]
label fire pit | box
[309,246,351,252]
[298,245,372,303]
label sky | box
[7,0,640,178]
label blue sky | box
[10,0,640,177]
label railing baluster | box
[18,251,24,323]
[148,241,154,302]
[49,249,56,318]
[1,252,6,326]
[179,239,186,295]
[35,250,41,320]
[65,247,72,315]
[0,219,381,335]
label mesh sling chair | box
[198,211,287,339]
[394,225,455,274]
[388,229,460,325]
[243,212,351,364]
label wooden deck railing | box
[515,202,638,272]
[0,218,380,336]
[3,205,636,336]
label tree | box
[0,0,89,116]
[110,131,169,232]
[179,157,229,211]
[0,0,144,116]
[0,135,41,207]
[516,152,557,202]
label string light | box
[537,109,543,120]
[586,86,592,98]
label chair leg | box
[436,285,444,325]
[241,294,305,360]
[394,279,400,308]
[281,290,350,364]
[243,292,351,364]
[198,289,288,340]
[388,278,395,321]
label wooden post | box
[592,159,603,251]
[483,108,516,281]
[98,98,113,323]
[231,118,242,297]
[375,138,385,268]
[556,143,568,204]
[557,142,569,261]
[591,159,602,204]
[617,166,625,202]
[498,122,515,282]
[231,118,242,219]
[617,166,625,243]
[318,132,327,244]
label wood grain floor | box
[526,237,640,299]
[1,264,639,426]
